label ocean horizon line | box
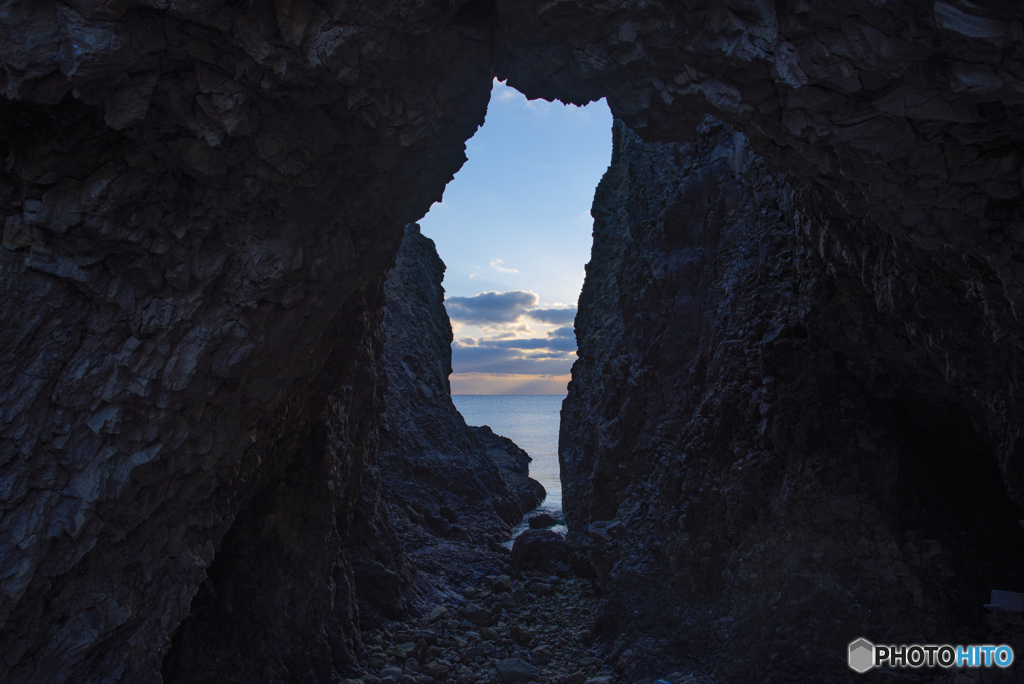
[451,393,567,397]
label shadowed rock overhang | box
[1,1,1022,682]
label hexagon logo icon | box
[848,638,875,673]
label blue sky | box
[418,80,612,395]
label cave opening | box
[416,79,612,527]
[883,398,1024,634]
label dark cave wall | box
[160,224,544,683]
[0,2,493,681]
[561,118,1024,682]
[496,0,1024,318]
[159,283,386,684]
[0,1,1023,682]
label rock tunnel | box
[2,0,1024,682]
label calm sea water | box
[452,395,564,520]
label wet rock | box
[428,606,447,624]
[528,512,557,529]
[496,657,538,683]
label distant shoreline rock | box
[348,224,546,624]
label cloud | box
[445,290,538,324]
[481,337,577,352]
[469,273,483,280]
[521,352,572,361]
[549,326,575,338]
[526,307,577,325]
[451,343,576,375]
[490,259,519,273]
[451,330,578,377]
[446,291,577,329]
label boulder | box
[496,657,538,683]
[510,529,567,571]
[462,603,492,627]
[528,512,557,529]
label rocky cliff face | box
[350,223,543,626]
[1,1,1024,682]
[161,223,543,682]
[561,119,1024,682]
[0,3,492,681]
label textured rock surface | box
[497,0,1024,317]
[471,424,547,515]
[562,118,1024,682]
[1,1,1024,682]
[350,223,544,625]
[359,573,615,684]
[0,3,492,682]
[510,529,567,572]
[161,224,544,681]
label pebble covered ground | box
[346,571,709,684]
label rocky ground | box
[348,561,710,684]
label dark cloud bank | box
[445,290,576,326]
